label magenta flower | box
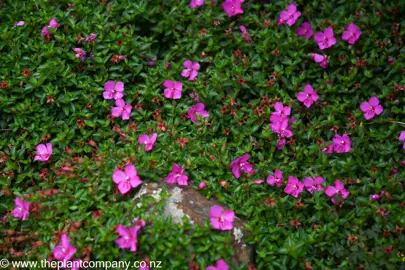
[206,259,229,270]
[332,133,351,153]
[12,197,30,221]
[266,170,283,187]
[278,4,301,26]
[163,80,183,99]
[284,176,304,198]
[297,22,313,39]
[181,60,200,81]
[399,131,405,149]
[271,118,293,138]
[311,53,328,68]
[222,0,244,17]
[277,137,287,150]
[314,28,336,50]
[253,180,264,184]
[360,96,383,120]
[188,103,209,123]
[297,84,319,108]
[190,0,204,9]
[41,26,50,36]
[342,23,362,45]
[325,180,349,204]
[210,205,234,231]
[85,33,97,43]
[34,143,52,162]
[138,133,157,152]
[103,81,124,100]
[14,21,25,28]
[199,180,207,190]
[72,48,86,61]
[370,191,384,201]
[112,164,142,194]
[270,102,291,123]
[111,99,132,120]
[229,154,253,179]
[239,25,252,43]
[49,18,60,28]
[165,164,189,186]
[303,176,324,194]
[323,144,334,154]
[115,221,145,252]
[53,234,77,262]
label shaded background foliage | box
[1,0,405,269]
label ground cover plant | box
[1,0,405,269]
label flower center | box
[125,176,130,181]
[341,140,345,144]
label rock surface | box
[134,183,254,266]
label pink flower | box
[103,81,124,100]
[49,18,60,29]
[14,21,25,28]
[342,23,362,45]
[270,102,291,123]
[266,169,283,187]
[206,259,229,270]
[297,22,313,39]
[332,133,351,153]
[188,103,209,123]
[278,4,301,26]
[118,55,125,61]
[190,0,204,9]
[210,205,234,231]
[163,80,183,99]
[271,118,293,138]
[239,25,252,43]
[41,26,50,36]
[12,197,30,221]
[115,221,145,252]
[325,180,349,204]
[322,144,334,154]
[314,27,336,50]
[297,84,319,108]
[85,33,97,43]
[370,191,384,201]
[111,99,132,120]
[112,164,142,194]
[229,154,253,179]
[199,180,207,190]
[138,133,157,152]
[303,176,324,194]
[253,180,264,184]
[73,48,86,61]
[181,60,200,81]
[311,53,328,68]
[53,234,77,262]
[34,143,52,162]
[222,0,244,17]
[165,164,189,186]
[284,176,304,198]
[399,131,405,149]
[360,96,383,120]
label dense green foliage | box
[1,0,405,269]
